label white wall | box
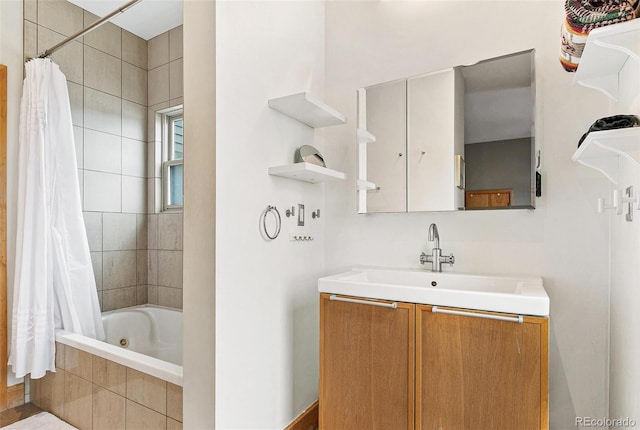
[608,55,640,425]
[215,1,325,428]
[0,0,23,387]
[609,155,640,428]
[607,41,640,429]
[324,1,612,428]
[183,1,216,428]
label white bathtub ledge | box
[55,330,183,386]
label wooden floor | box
[0,403,42,427]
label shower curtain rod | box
[36,0,142,59]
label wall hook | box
[597,189,620,214]
[285,206,295,217]
[312,209,320,219]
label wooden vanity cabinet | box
[319,293,415,430]
[416,305,549,430]
[319,295,549,430]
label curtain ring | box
[261,205,281,240]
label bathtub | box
[55,304,183,386]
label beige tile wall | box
[24,2,184,312]
[24,0,152,312]
[147,26,184,310]
[31,343,183,430]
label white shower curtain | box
[9,59,105,379]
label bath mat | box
[2,412,78,429]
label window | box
[162,108,184,211]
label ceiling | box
[68,0,183,40]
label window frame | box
[161,107,184,212]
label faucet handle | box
[419,252,428,265]
[443,253,455,266]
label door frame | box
[1,64,8,410]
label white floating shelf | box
[574,19,640,101]
[268,162,346,183]
[268,92,346,128]
[357,128,376,144]
[572,127,640,184]
[357,179,377,191]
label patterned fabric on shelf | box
[560,0,638,72]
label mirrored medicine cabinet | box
[357,49,537,213]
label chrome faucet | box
[428,223,440,249]
[420,223,455,272]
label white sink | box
[318,266,549,316]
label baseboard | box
[6,383,24,410]
[285,400,318,430]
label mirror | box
[357,49,536,213]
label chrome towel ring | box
[261,205,281,240]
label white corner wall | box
[1,0,23,387]
[324,1,612,428]
[183,1,216,428]
[215,1,325,428]
[607,42,640,429]
[610,155,640,428]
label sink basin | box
[318,266,549,316]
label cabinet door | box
[407,68,464,212]
[319,293,415,430]
[365,80,407,213]
[465,191,489,208]
[490,191,511,207]
[416,305,548,430]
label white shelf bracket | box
[597,189,621,214]
[357,179,377,191]
[357,128,376,144]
